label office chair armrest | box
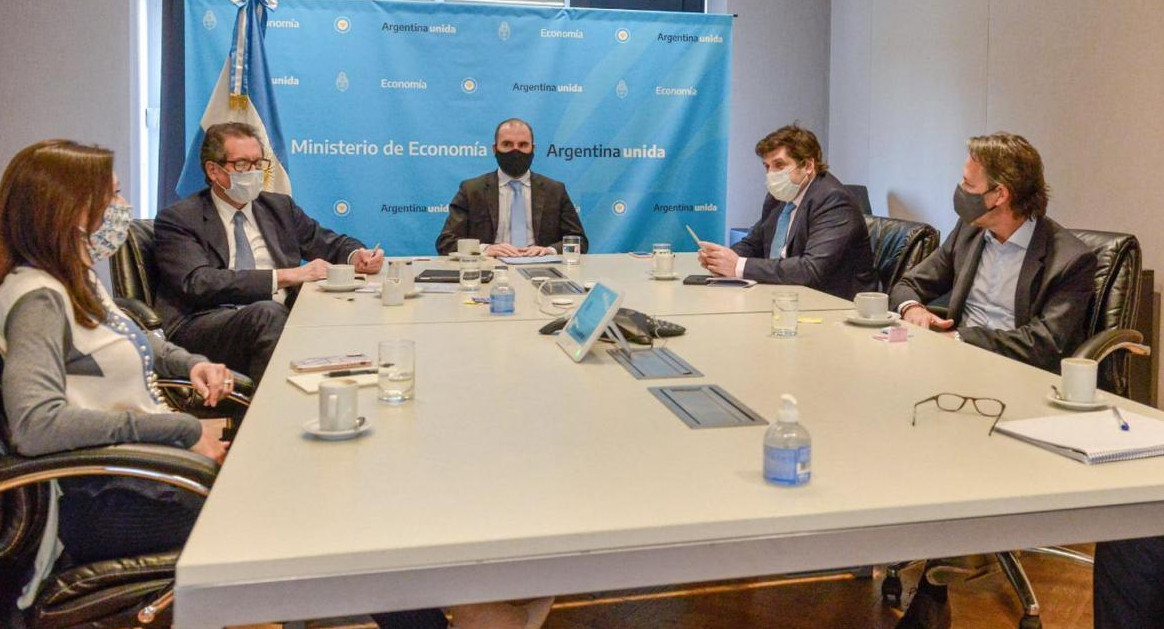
[114,297,164,331]
[0,444,218,497]
[1073,328,1151,364]
[155,378,251,433]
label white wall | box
[0,0,138,287]
[711,0,832,236]
[830,0,1164,399]
[0,0,136,191]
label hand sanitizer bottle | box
[489,269,515,315]
[764,394,811,486]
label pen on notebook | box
[323,368,378,378]
[1111,406,1130,431]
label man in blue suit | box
[697,124,878,300]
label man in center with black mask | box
[435,118,588,256]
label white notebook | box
[995,409,1164,464]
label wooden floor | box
[247,546,1095,629]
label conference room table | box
[284,253,852,328]
[174,255,1164,628]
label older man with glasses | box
[154,122,383,383]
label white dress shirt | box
[734,173,815,277]
[962,218,1037,331]
[210,192,285,303]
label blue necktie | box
[769,202,794,259]
[232,211,256,270]
[508,179,528,248]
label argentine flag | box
[176,0,291,198]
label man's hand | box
[901,303,955,331]
[352,248,384,274]
[277,259,330,287]
[484,243,522,257]
[189,362,234,407]
[697,242,740,277]
[189,426,228,464]
[519,245,555,257]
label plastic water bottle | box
[490,269,515,315]
[763,394,811,486]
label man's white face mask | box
[220,169,264,205]
[765,166,803,202]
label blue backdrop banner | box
[184,0,732,255]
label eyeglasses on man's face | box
[911,393,1007,435]
[218,158,272,172]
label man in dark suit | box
[435,118,587,257]
[154,122,383,383]
[697,125,877,300]
[889,132,1097,629]
[890,132,1096,374]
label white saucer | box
[845,311,901,326]
[650,272,680,281]
[318,280,364,292]
[303,417,370,440]
[1046,390,1110,411]
[405,286,423,299]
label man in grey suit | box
[154,122,383,383]
[889,132,1097,629]
[435,118,587,257]
[697,125,877,300]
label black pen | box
[324,368,378,378]
[1112,406,1131,431]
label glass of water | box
[459,253,481,291]
[771,292,799,338]
[562,235,582,265]
[378,340,415,404]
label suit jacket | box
[890,217,1097,373]
[435,171,587,255]
[731,172,878,300]
[154,189,365,336]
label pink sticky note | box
[887,327,909,342]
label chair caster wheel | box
[1018,615,1042,629]
[881,575,903,606]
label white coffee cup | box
[1061,357,1098,403]
[854,292,889,319]
[327,264,355,287]
[386,259,414,294]
[382,277,405,306]
[318,378,359,431]
[652,251,675,278]
[456,238,480,257]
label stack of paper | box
[995,409,1164,464]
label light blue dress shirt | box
[962,219,1037,331]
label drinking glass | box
[378,340,415,404]
[562,235,582,265]
[771,292,799,338]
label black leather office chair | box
[845,184,874,215]
[863,215,940,293]
[0,352,241,628]
[883,229,1150,629]
[110,219,166,333]
[109,219,255,415]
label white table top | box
[285,253,853,328]
[176,309,1164,627]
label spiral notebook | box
[995,409,1164,464]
